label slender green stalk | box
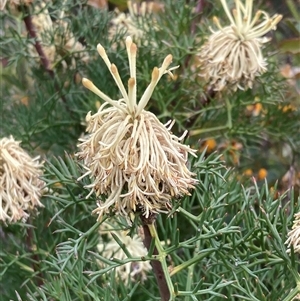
[141,215,175,301]
[190,125,228,136]
[170,252,207,277]
[282,282,300,301]
[177,207,199,222]
[147,223,175,297]
[225,97,232,129]
[189,97,233,136]
[286,0,300,20]
[184,239,200,301]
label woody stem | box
[141,214,174,301]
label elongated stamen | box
[97,44,129,104]
[213,16,224,32]
[97,44,111,68]
[136,54,174,115]
[110,64,130,103]
[233,9,245,39]
[245,0,253,29]
[135,67,159,116]
[125,37,137,110]
[128,77,136,113]
[219,0,281,40]
[126,36,137,80]
[247,15,282,39]
[159,54,173,76]
[82,78,127,114]
[233,7,242,32]
[221,0,236,26]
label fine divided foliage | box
[0,0,299,301]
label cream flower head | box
[198,0,282,91]
[0,136,44,223]
[26,3,89,70]
[77,36,197,221]
[0,0,33,10]
[285,212,300,254]
[97,221,151,283]
[109,1,162,46]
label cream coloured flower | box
[97,220,151,283]
[285,212,300,254]
[293,288,300,301]
[0,136,44,223]
[0,0,33,10]
[77,36,197,221]
[28,3,89,69]
[198,0,282,91]
[109,1,162,46]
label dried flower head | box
[0,0,33,10]
[77,36,197,221]
[29,3,89,69]
[0,136,44,223]
[97,221,151,283]
[109,1,162,46]
[285,212,300,254]
[293,291,300,301]
[198,0,282,91]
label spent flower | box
[285,212,300,254]
[109,1,162,47]
[77,36,197,221]
[97,220,151,283]
[198,0,282,91]
[0,0,33,10]
[28,3,89,70]
[0,136,44,223]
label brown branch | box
[22,5,71,109]
[190,0,205,35]
[141,215,170,301]
[23,8,54,77]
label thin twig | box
[182,0,205,69]
[190,0,205,35]
[23,8,53,76]
[26,220,44,287]
[22,5,70,109]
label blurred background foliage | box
[0,0,299,300]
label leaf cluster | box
[0,0,299,300]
